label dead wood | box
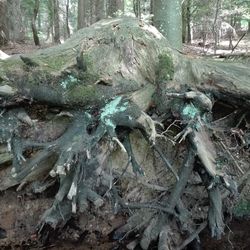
[0,18,249,249]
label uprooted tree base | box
[0,18,250,249]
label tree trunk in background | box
[7,0,25,43]
[46,0,54,41]
[52,0,60,43]
[78,0,105,29]
[182,1,187,43]
[182,0,191,44]
[107,0,124,17]
[65,0,70,38]
[133,0,141,18]
[78,0,91,29]
[31,0,40,46]
[95,0,105,22]
[212,0,221,54]
[0,0,9,45]
[186,0,192,43]
[152,0,182,50]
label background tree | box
[78,0,106,29]
[152,0,183,50]
[65,0,71,38]
[0,0,9,45]
[94,0,106,22]
[52,0,60,43]
[107,0,124,17]
[133,0,141,18]
[7,0,25,43]
[182,0,192,43]
[31,0,40,46]
[77,0,91,29]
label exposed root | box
[0,89,244,248]
[176,222,207,250]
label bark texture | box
[31,0,40,46]
[6,0,25,42]
[0,0,9,45]
[152,0,182,50]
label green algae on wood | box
[156,53,174,83]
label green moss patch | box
[156,53,174,83]
[233,200,250,218]
[66,85,98,105]
[182,103,200,119]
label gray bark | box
[6,0,25,42]
[31,0,40,46]
[77,0,91,29]
[65,0,70,38]
[152,0,182,50]
[0,0,9,45]
[107,0,124,17]
[52,0,60,43]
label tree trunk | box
[0,0,9,45]
[95,0,105,22]
[133,0,141,18]
[186,0,192,43]
[212,0,221,54]
[6,0,25,43]
[46,0,54,41]
[78,0,105,29]
[107,0,124,17]
[31,0,40,46]
[77,0,91,29]
[52,0,60,43]
[152,0,182,50]
[0,18,249,249]
[65,0,70,38]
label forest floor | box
[1,35,250,57]
[0,38,250,250]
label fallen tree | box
[0,18,249,249]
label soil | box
[201,219,250,250]
[0,186,249,249]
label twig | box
[231,32,247,52]
[153,144,179,181]
[121,202,178,218]
[175,222,207,250]
[219,141,244,174]
[235,113,246,128]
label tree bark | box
[95,0,105,22]
[6,0,25,43]
[77,0,91,29]
[52,0,60,43]
[133,0,141,18]
[65,0,70,38]
[0,18,249,249]
[31,0,40,46]
[152,0,182,50]
[107,0,124,17]
[0,0,9,45]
